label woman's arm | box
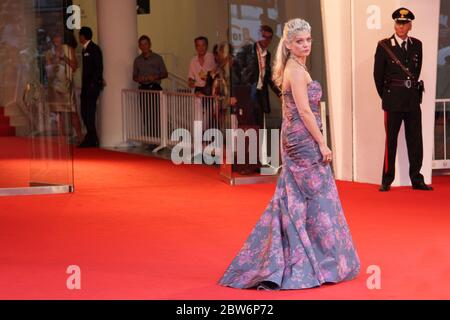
[45,51,55,79]
[289,66,325,146]
[66,47,78,72]
[288,65,332,163]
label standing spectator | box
[211,42,237,128]
[209,42,248,170]
[45,34,83,144]
[233,25,281,128]
[133,35,168,91]
[78,26,104,148]
[188,36,217,96]
[232,25,281,174]
[133,35,168,148]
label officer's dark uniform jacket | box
[374,35,423,112]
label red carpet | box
[0,107,15,137]
[0,137,449,300]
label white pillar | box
[96,0,137,147]
[321,0,353,181]
[351,0,397,185]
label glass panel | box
[29,0,74,188]
[434,102,445,160]
[435,1,450,167]
[0,0,74,193]
[446,102,450,161]
[220,0,328,183]
[437,1,450,99]
[0,1,32,188]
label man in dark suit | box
[233,25,281,128]
[231,26,281,174]
[373,8,432,191]
[78,26,104,148]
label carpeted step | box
[0,125,16,136]
[0,115,11,125]
[0,106,16,136]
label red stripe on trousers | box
[384,111,389,174]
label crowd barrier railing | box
[122,89,220,153]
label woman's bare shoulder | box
[285,61,309,85]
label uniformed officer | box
[373,7,433,192]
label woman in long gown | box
[46,34,83,144]
[218,18,360,290]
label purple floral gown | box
[218,81,360,290]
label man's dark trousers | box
[81,87,101,146]
[382,109,425,186]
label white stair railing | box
[165,72,193,94]
[122,89,220,154]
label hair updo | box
[272,18,311,88]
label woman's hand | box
[319,144,333,164]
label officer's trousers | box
[382,109,425,186]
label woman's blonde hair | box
[272,18,311,88]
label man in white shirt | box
[188,36,217,95]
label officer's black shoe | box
[379,184,391,192]
[412,182,433,191]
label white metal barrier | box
[433,99,450,169]
[122,89,221,153]
[122,89,162,146]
